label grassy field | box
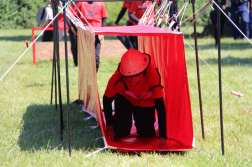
[0,28,252,166]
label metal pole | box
[53,0,64,141]
[217,0,224,156]
[50,45,56,106]
[63,0,72,157]
[55,57,57,110]
[52,2,58,111]
[191,0,205,139]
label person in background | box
[113,1,135,50]
[226,0,249,40]
[128,0,161,49]
[66,18,78,66]
[66,3,78,66]
[42,0,65,42]
[210,0,227,46]
[127,1,156,50]
[169,0,179,30]
[103,49,168,149]
[70,1,107,69]
[248,0,252,38]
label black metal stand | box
[63,0,72,157]
[191,0,205,140]
[217,0,224,156]
[51,0,64,141]
[50,39,57,110]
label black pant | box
[113,94,156,138]
[210,11,226,45]
[117,22,138,50]
[42,30,64,42]
[68,30,100,69]
[69,28,78,66]
[95,35,101,72]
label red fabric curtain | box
[78,25,194,151]
[138,35,194,149]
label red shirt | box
[105,64,163,107]
[128,1,154,25]
[122,1,134,24]
[47,13,67,29]
[123,1,132,10]
[57,13,66,29]
[73,2,107,27]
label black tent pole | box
[51,0,58,111]
[53,0,64,140]
[50,3,57,109]
[50,31,57,109]
[217,0,224,156]
[55,54,57,110]
[62,0,72,156]
[56,0,64,140]
[50,41,56,106]
[191,0,205,140]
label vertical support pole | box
[63,0,72,157]
[51,7,57,110]
[53,0,64,141]
[191,0,205,140]
[50,45,56,106]
[217,0,224,156]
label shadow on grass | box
[0,36,34,42]
[108,149,186,156]
[0,35,70,42]
[206,56,252,66]
[193,42,252,51]
[18,101,104,152]
[186,55,252,67]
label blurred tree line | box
[0,0,46,29]
[0,0,212,29]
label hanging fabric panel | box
[78,25,194,151]
[138,34,194,149]
[78,27,102,122]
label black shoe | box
[73,99,80,105]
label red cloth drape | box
[138,35,194,149]
[78,25,194,151]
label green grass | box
[0,28,252,166]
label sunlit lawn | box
[0,28,251,166]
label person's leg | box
[69,29,78,66]
[220,13,226,37]
[58,30,64,41]
[129,36,138,50]
[230,4,240,39]
[133,106,156,137]
[240,3,250,38]
[113,94,134,138]
[117,36,134,49]
[249,6,252,38]
[95,35,101,72]
[210,12,217,45]
[42,30,53,42]
[117,21,134,50]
